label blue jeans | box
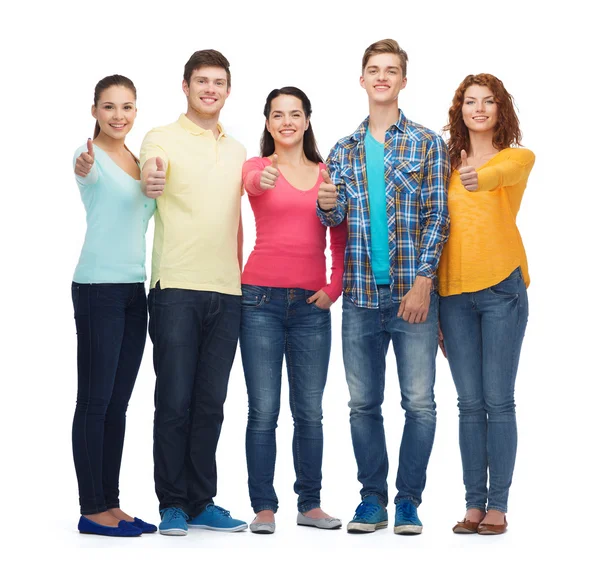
[240,285,331,513]
[439,267,528,513]
[71,282,147,515]
[148,284,241,517]
[342,286,439,507]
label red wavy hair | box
[444,73,522,170]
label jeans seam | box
[286,328,304,501]
[81,286,100,513]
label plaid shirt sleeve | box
[316,143,347,227]
[417,134,450,279]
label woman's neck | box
[93,132,126,153]
[272,142,309,166]
[467,130,497,158]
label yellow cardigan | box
[438,147,535,297]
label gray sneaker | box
[297,512,342,529]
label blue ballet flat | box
[131,517,158,533]
[78,516,142,537]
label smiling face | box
[360,52,407,105]
[462,84,498,134]
[92,85,136,140]
[183,66,230,118]
[265,94,309,150]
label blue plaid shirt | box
[317,110,450,309]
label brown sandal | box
[452,519,480,534]
[477,516,507,535]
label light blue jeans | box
[440,267,528,513]
[342,286,439,507]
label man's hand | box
[317,169,337,210]
[259,154,279,190]
[398,276,433,323]
[306,289,333,310]
[458,150,478,192]
[143,157,166,199]
[75,139,95,177]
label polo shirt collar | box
[178,113,227,139]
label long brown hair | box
[92,75,139,163]
[260,87,323,164]
[444,73,522,170]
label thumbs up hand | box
[259,154,280,190]
[75,139,95,177]
[458,149,478,192]
[317,169,337,210]
[144,157,166,199]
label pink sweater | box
[242,157,347,301]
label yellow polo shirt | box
[140,114,246,295]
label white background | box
[2,0,598,560]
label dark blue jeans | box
[71,282,147,515]
[239,286,331,513]
[439,267,528,513]
[342,287,439,507]
[148,284,241,517]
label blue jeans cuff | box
[298,502,321,513]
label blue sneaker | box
[394,500,423,535]
[189,504,248,532]
[347,495,388,533]
[159,507,189,536]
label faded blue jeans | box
[240,285,331,514]
[439,267,528,513]
[342,286,439,507]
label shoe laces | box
[397,502,417,521]
[208,504,231,518]
[163,507,188,523]
[354,501,380,520]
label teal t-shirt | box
[365,129,390,284]
[73,145,156,283]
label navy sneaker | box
[159,507,189,536]
[347,495,388,533]
[394,500,423,535]
[189,504,248,532]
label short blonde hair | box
[362,39,408,77]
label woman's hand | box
[75,139,95,177]
[438,326,447,358]
[458,150,478,192]
[307,289,333,310]
[260,154,280,190]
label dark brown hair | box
[92,75,138,163]
[93,74,136,139]
[362,39,408,77]
[184,49,231,88]
[260,87,323,164]
[444,73,522,170]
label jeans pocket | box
[488,268,521,298]
[241,285,267,308]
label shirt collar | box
[351,109,407,142]
[177,113,226,139]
